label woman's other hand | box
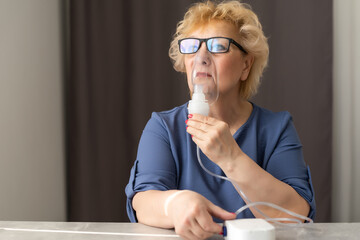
[167,190,236,240]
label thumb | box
[208,203,237,221]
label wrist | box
[219,147,244,173]
[164,190,185,217]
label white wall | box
[0,0,66,220]
[333,0,360,222]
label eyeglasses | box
[178,37,247,54]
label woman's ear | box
[240,55,254,81]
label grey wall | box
[332,0,360,222]
[0,0,66,220]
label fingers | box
[186,114,233,161]
[175,214,217,240]
[209,203,237,221]
[176,224,206,240]
[186,114,228,135]
[188,114,218,126]
[186,115,208,137]
[172,192,224,239]
[180,203,233,239]
[195,210,223,234]
[186,125,207,142]
[186,114,222,141]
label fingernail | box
[188,114,193,118]
[185,119,188,124]
[186,126,188,129]
[219,231,223,235]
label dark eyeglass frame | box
[178,37,247,54]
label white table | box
[0,221,359,239]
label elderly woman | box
[125,1,315,239]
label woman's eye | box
[211,44,227,52]
[181,44,198,53]
[189,45,199,52]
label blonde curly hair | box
[169,0,269,99]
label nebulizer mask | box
[187,52,219,116]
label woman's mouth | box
[196,72,212,78]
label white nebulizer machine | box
[187,53,312,240]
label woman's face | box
[184,20,253,99]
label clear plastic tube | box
[196,145,313,226]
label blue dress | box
[125,102,316,222]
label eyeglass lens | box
[180,38,230,54]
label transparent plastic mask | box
[188,52,219,116]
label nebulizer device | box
[187,54,218,116]
[187,53,313,240]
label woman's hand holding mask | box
[186,113,242,167]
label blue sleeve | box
[125,113,177,222]
[265,113,316,220]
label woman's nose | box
[195,42,211,65]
